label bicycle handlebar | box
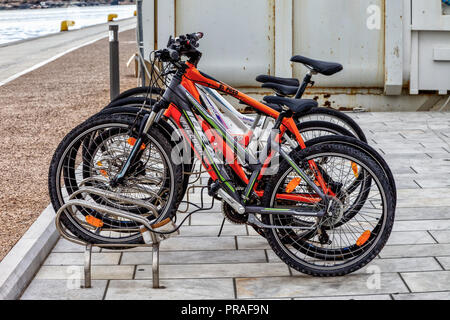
[155,32,204,63]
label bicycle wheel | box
[110,86,164,103]
[49,114,183,245]
[96,105,194,204]
[293,120,372,222]
[296,120,355,141]
[261,143,395,276]
[304,135,397,206]
[297,107,367,143]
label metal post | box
[150,232,161,289]
[136,0,146,86]
[109,24,120,101]
[83,244,92,288]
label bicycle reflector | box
[356,230,371,246]
[86,215,104,228]
[351,162,359,178]
[285,177,301,193]
[127,137,146,150]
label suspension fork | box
[111,102,166,186]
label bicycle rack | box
[54,161,214,289]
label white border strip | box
[0,205,59,300]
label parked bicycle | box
[49,32,396,276]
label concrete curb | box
[0,204,59,300]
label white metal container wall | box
[292,0,385,88]
[140,0,450,100]
[175,0,275,87]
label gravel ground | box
[0,29,138,261]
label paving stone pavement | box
[20,112,450,300]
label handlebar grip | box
[167,48,179,60]
[194,32,204,40]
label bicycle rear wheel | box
[261,143,395,276]
[296,107,367,142]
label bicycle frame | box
[172,63,331,206]
[119,62,332,221]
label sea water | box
[0,5,135,45]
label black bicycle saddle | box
[263,96,318,114]
[291,55,343,76]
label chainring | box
[221,201,248,224]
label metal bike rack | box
[55,186,164,289]
[54,162,212,290]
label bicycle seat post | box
[294,70,315,99]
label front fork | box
[110,110,159,187]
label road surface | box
[0,17,136,86]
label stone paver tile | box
[387,231,436,245]
[236,236,271,250]
[393,220,450,232]
[43,252,121,265]
[135,262,290,279]
[383,153,432,160]
[395,207,450,221]
[289,258,441,276]
[415,179,450,188]
[412,166,450,175]
[266,250,283,263]
[35,265,134,280]
[397,198,450,208]
[398,188,450,198]
[393,178,421,189]
[189,211,228,226]
[296,294,392,300]
[179,225,247,237]
[356,257,441,274]
[379,244,450,258]
[235,273,408,299]
[106,279,234,300]
[52,238,100,253]
[392,291,450,300]
[429,231,450,244]
[401,271,450,292]
[436,257,450,270]
[424,153,450,159]
[20,279,107,300]
[160,236,236,251]
[121,249,267,265]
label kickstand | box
[83,244,92,288]
[217,218,226,237]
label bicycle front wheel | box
[48,114,183,246]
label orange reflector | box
[351,162,359,178]
[97,161,103,167]
[86,215,103,228]
[356,230,371,246]
[285,177,301,193]
[127,137,146,150]
[99,169,108,177]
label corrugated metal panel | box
[174,0,275,87]
[292,0,385,88]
